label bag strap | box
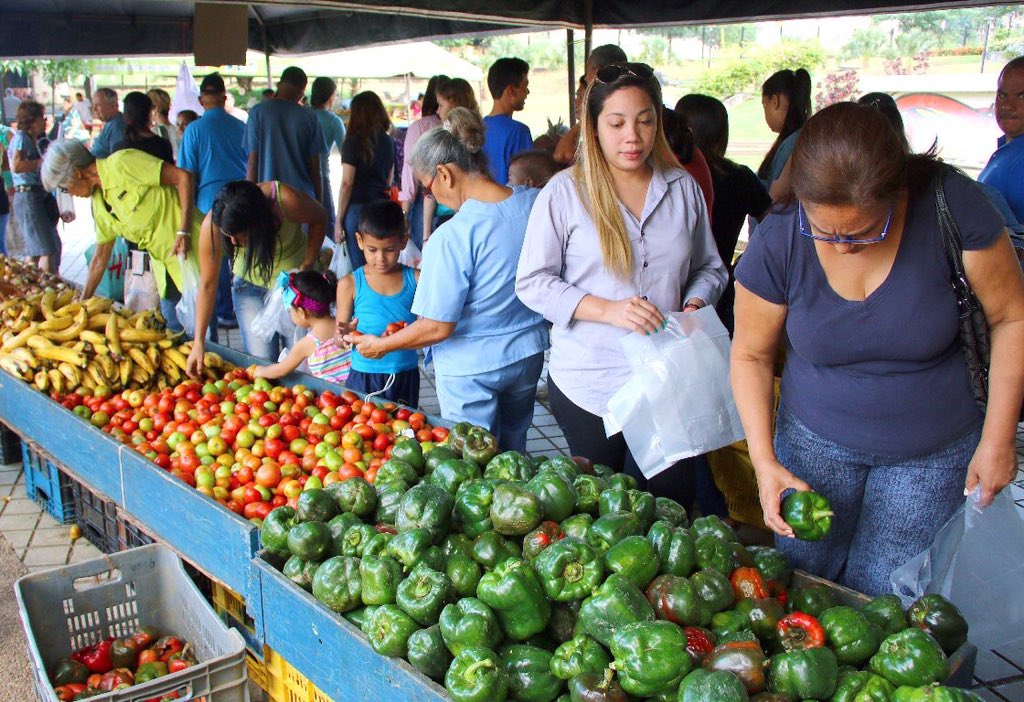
[933,170,974,303]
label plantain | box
[118,359,132,387]
[163,347,189,371]
[204,351,224,369]
[80,373,95,390]
[84,298,113,315]
[38,315,74,332]
[34,346,87,368]
[41,309,87,342]
[10,347,38,370]
[127,347,155,375]
[57,362,80,387]
[26,335,53,350]
[130,367,150,384]
[47,369,65,394]
[34,371,48,391]
[156,338,173,349]
[146,344,160,368]
[70,341,87,353]
[106,312,123,359]
[160,358,182,383]
[79,330,107,346]
[1,323,39,352]
[55,301,83,318]
[55,289,76,309]
[120,328,166,343]
[94,354,117,382]
[39,291,57,320]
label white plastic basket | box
[15,543,249,702]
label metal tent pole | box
[567,29,576,127]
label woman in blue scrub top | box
[346,107,548,451]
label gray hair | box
[408,107,489,178]
[41,139,96,191]
[94,87,117,102]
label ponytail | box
[757,69,812,180]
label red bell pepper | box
[53,683,87,701]
[730,567,769,601]
[683,625,716,665]
[153,636,184,662]
[777,611,827,651]
[73,638,114,674]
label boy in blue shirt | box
[482,58,534,185]
[335,200,420,405]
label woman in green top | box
[40,139,198,331]
[187,180,327,376]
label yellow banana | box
[107,312,123,358]
[93,343,110,355]
[120,328,166,343]
[55,301,83,318]
[160,358,182,383]
[156,338,173,349]
[163,347,189,371]
[85,298,113,315]
[79,330,107,346]
[57,362,80,387]
[94,354,116,382]
[119,359,132,387]
[146,344,160,368]
[1,323,39,353]
[0,298,22,316]
[34,371,48,391]
[130,367,150,384]
[34,346,87,368]
[70,341,87,353]
[47,369,65,394]
[0,356,28,379]
[204,351,224,369]
[85,363,104,388]
[11,347,38,370]
[38,315,74,332]
[88,313,110,331]
[26,335,53,350]
[81,373,95,390]
[55,289,76,308]
[40,291,57,320]
[41,309,87,343]
[128,347,155,375]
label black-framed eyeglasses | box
[595,62,655,84]
[59,187,69,194]
[798,202,893,245]
[424,170,437,198]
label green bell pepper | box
[534,537,605,602]
[367,603,420,657]
[485,451,537,482]
[547,600,580,644]
[296,488,339,523]
[735,597,786,645]
[447,554,485,598]
[443,533,475,559]
[863,594,908,638]
[52,659,89,686]
[787,582,837,618]
[344,605,371,630]
[396,565,453,626]
[326,512,362,556]
[567,667,627,702]
[572,475,607,516]
[283,555,320,591]
[340,523,377,558]
[598,488,657,532]
[691,515,739,543]
[712,610,752,639]
[135,661,167,684]
[780,491,834,541]
[587,511,642,553]
[767,647,839,699]
[647,520,696,577]
[606,473,637,491]
[386,528,434,571]
[527,470,579,523]
[538,456,581,483]
[447,421,474,456]
[678,668,749,702]
[376,458,420,486]
[261,506,299,557]
[472,530,522,570]
[602,535,659,589]
[396,482,454,544]
[561,514,594,541]
[440,597,503,654]
[821,606,883,666]
[869,629,949,688]
[455,479,499,538]
[463,427,500,466]
[407,624,453,681]
[695,533,737,576]
[691,568,736,613]
[746,546,792,587]
[359,554,403,605]
[362,531,393,558]
[374,478,409,524]
[426,445,459,474]
[433,458,483,496]
[907,594,968,655]
[654,496,688,527]
[390,438,426,474]
[421,545,447,572]
[609,620,691,697]
[478,557,552,641]
[524,521,565,561]
[703,640,767,695]
[645,574,711,627]
[890,685,986,702]
[445,647,509,702]
[311,555,362,612]
[287,521,332,561]
[491,483,544,536]
[832,669,896,702]
[577,573,655,648]
[325,476,377,517]
[500,644,564,702]
[549,635,611,680]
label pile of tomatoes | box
[54,367,449,524]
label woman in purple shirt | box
[516,63,727,496]
[733,102,1024,595]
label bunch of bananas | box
[0,255,74,301]
[0,290,228,395]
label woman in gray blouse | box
[516,62,727,495]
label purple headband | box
[285,273,331,316]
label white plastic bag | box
[250,282,295,343]
[891,487,1024,656]
[174,254,200,337]
[329,241,353,278]
[399,239,422,268]
[603,308,745,478]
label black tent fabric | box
[1,0,1016,58]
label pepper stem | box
[463,658,494,683]
[414,577,432,598]
[564,562,584,583]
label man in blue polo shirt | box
[979,56,1024,225]
[178,72,246,329]
[482,58,534,185]
[89,88,125,159]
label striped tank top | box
[306,334,351,384]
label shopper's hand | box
[754,460,813,538]
[964,439,1016,507]
[336,317,359,344]
[173,233,190,257]
[603,296,665,335]
[60,211,76,224]
[346,332,387,359]
[185,340,205,379]
[334,219,345,243]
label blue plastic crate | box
[21,442,75,525]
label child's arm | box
[335,273,358,336]
[253,336,315,380]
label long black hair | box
[211,181,279,285]
[421,75,449,118]
[757,69,812,180]
[122,91,154,144]
[676,94,730,175]
[661,107,695,166]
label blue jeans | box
[343,203,367,269]
[435,352,544,453]
[0,213,7,256]
[774,406,981,596]
[407,196,424,251]
[232,276,282,361]
[215,256,236,323]
[162,275,216,342]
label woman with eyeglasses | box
[41,138,198,329]
[516,62,727,496]
[184,180,327,376]
[732,102,1024,596]
[346,107,548,452]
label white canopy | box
[290,42,482,81]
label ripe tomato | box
[255,462,281,488]
[372,433,391,451]
[431,426,449,442]
[354,424,376,440]
[225,500,244,515]
[416,429,433,442]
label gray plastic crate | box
[15,543,249,702]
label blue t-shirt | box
[314,108,346,183]
[760,129,800,190]
[8,132,42,187]
[979,135,1024,225]
[352,265,418,374]
[482,115,533,185]
[244,99,324,198]
[413,186,549,376]
[177,107,247,214]
[736,170,1003,457]
[90,114,126,159]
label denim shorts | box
[773,405,981,596]
[232,277,282,361]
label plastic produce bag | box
[124,251,160,312]
[329,241,353,279]
[174,254,200,337]
[399,239,422,269]
[250,273,296,342]
[603,307,745,478]
[891,487,1024,656]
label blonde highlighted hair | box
[573,74,678,280]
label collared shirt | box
[516,166,727,416]
[243,99,324,198]
[90,114,126,159]
[177,106,247,214]
[413,186,549,376]
[482,114,533,185]
[8,131,42,187]
[400,114,441,201]
[979,134,1024,224]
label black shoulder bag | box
[934,171,1024,421]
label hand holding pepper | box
[752,459,812,539]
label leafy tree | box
[841,28,887,64]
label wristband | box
[176,230,190,237]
